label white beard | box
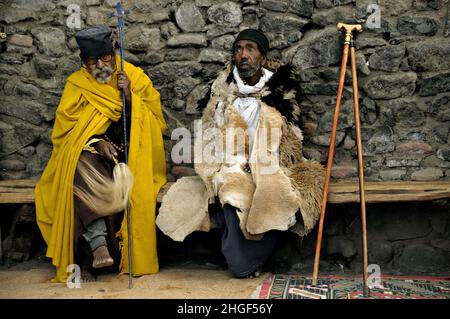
[91,66,114,84]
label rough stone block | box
[198,49,230,64]
[311,5,356,28]
[175,2,205,33]
[379,169,407,180]
[369,240,394,264]
[11,0,55,11]
[207,2,242,27]
[411,168,443,180]
[331,165,358,179]
[8,34,33,48]
[429,93,450,121]
[362,125,395,155]
[363,72,417,100]
[398,244,447,273]
[289,0,314,18]
[30,27,66,58]
[260,12,309,35]
[396,142,433,155]
[385,157,421,168]
[326,235,357,259]
[167,34,207,48]
[311,131,345,146]
[0,8,37,24]
[368,44,405,72]
[407,39,450,72]
[32,57,56,79]
[398,14,440,36]
[125,26,163,51]
[165,48,199,62]
[261,0,289,12]
[292,26,342,71]
[437,147,450,161]
[413,0,443,11]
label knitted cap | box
[233,28,269,56]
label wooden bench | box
[1,179,450,262]
[2,179,450,205]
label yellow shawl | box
[35,56,167,282]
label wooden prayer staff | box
[311,23,370,297]
[117,0,133,290]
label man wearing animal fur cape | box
[35,26,167,282]
[157,29,325,278]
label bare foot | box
[92,245,114,269]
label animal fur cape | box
[35,56,167,282]
[157,61,325,241]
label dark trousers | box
[212,203,278,277]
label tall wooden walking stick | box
[312,23,369,296]
[117,0,133,289]
[349,25,369,297]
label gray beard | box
[237,61,261,80]
[91,66,114,84]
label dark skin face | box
[85,53,131,105]
[233,40,266,86]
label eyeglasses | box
[85,53,113,66]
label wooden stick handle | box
[337,23,362,43]
[337,23,363,33]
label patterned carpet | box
[256,274,450,299]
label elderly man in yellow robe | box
[35,26,167,282]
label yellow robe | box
[35,56,167,282]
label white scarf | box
[232,66,273,142]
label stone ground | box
[0,239,349,299]
[0,230,284,299]
[0,220,341,299]
[1,249,448,299]
[0,257,268,299]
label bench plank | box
[327,181,450,203]
[0,180,37,204]
[1,179,450,205]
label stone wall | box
[158,201,450,276]
[0,0,449,182]
[276,201,450,275]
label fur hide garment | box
[157,60,325,241]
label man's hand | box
[117,71,131,105]
[95,140,118,161]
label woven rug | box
[256,274,450,299]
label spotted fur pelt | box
[157,61,325,241]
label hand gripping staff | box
[311,23,370,297]
[117,0,133,289]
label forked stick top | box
[337,23,362,33]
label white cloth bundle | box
[232,66,273,141]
